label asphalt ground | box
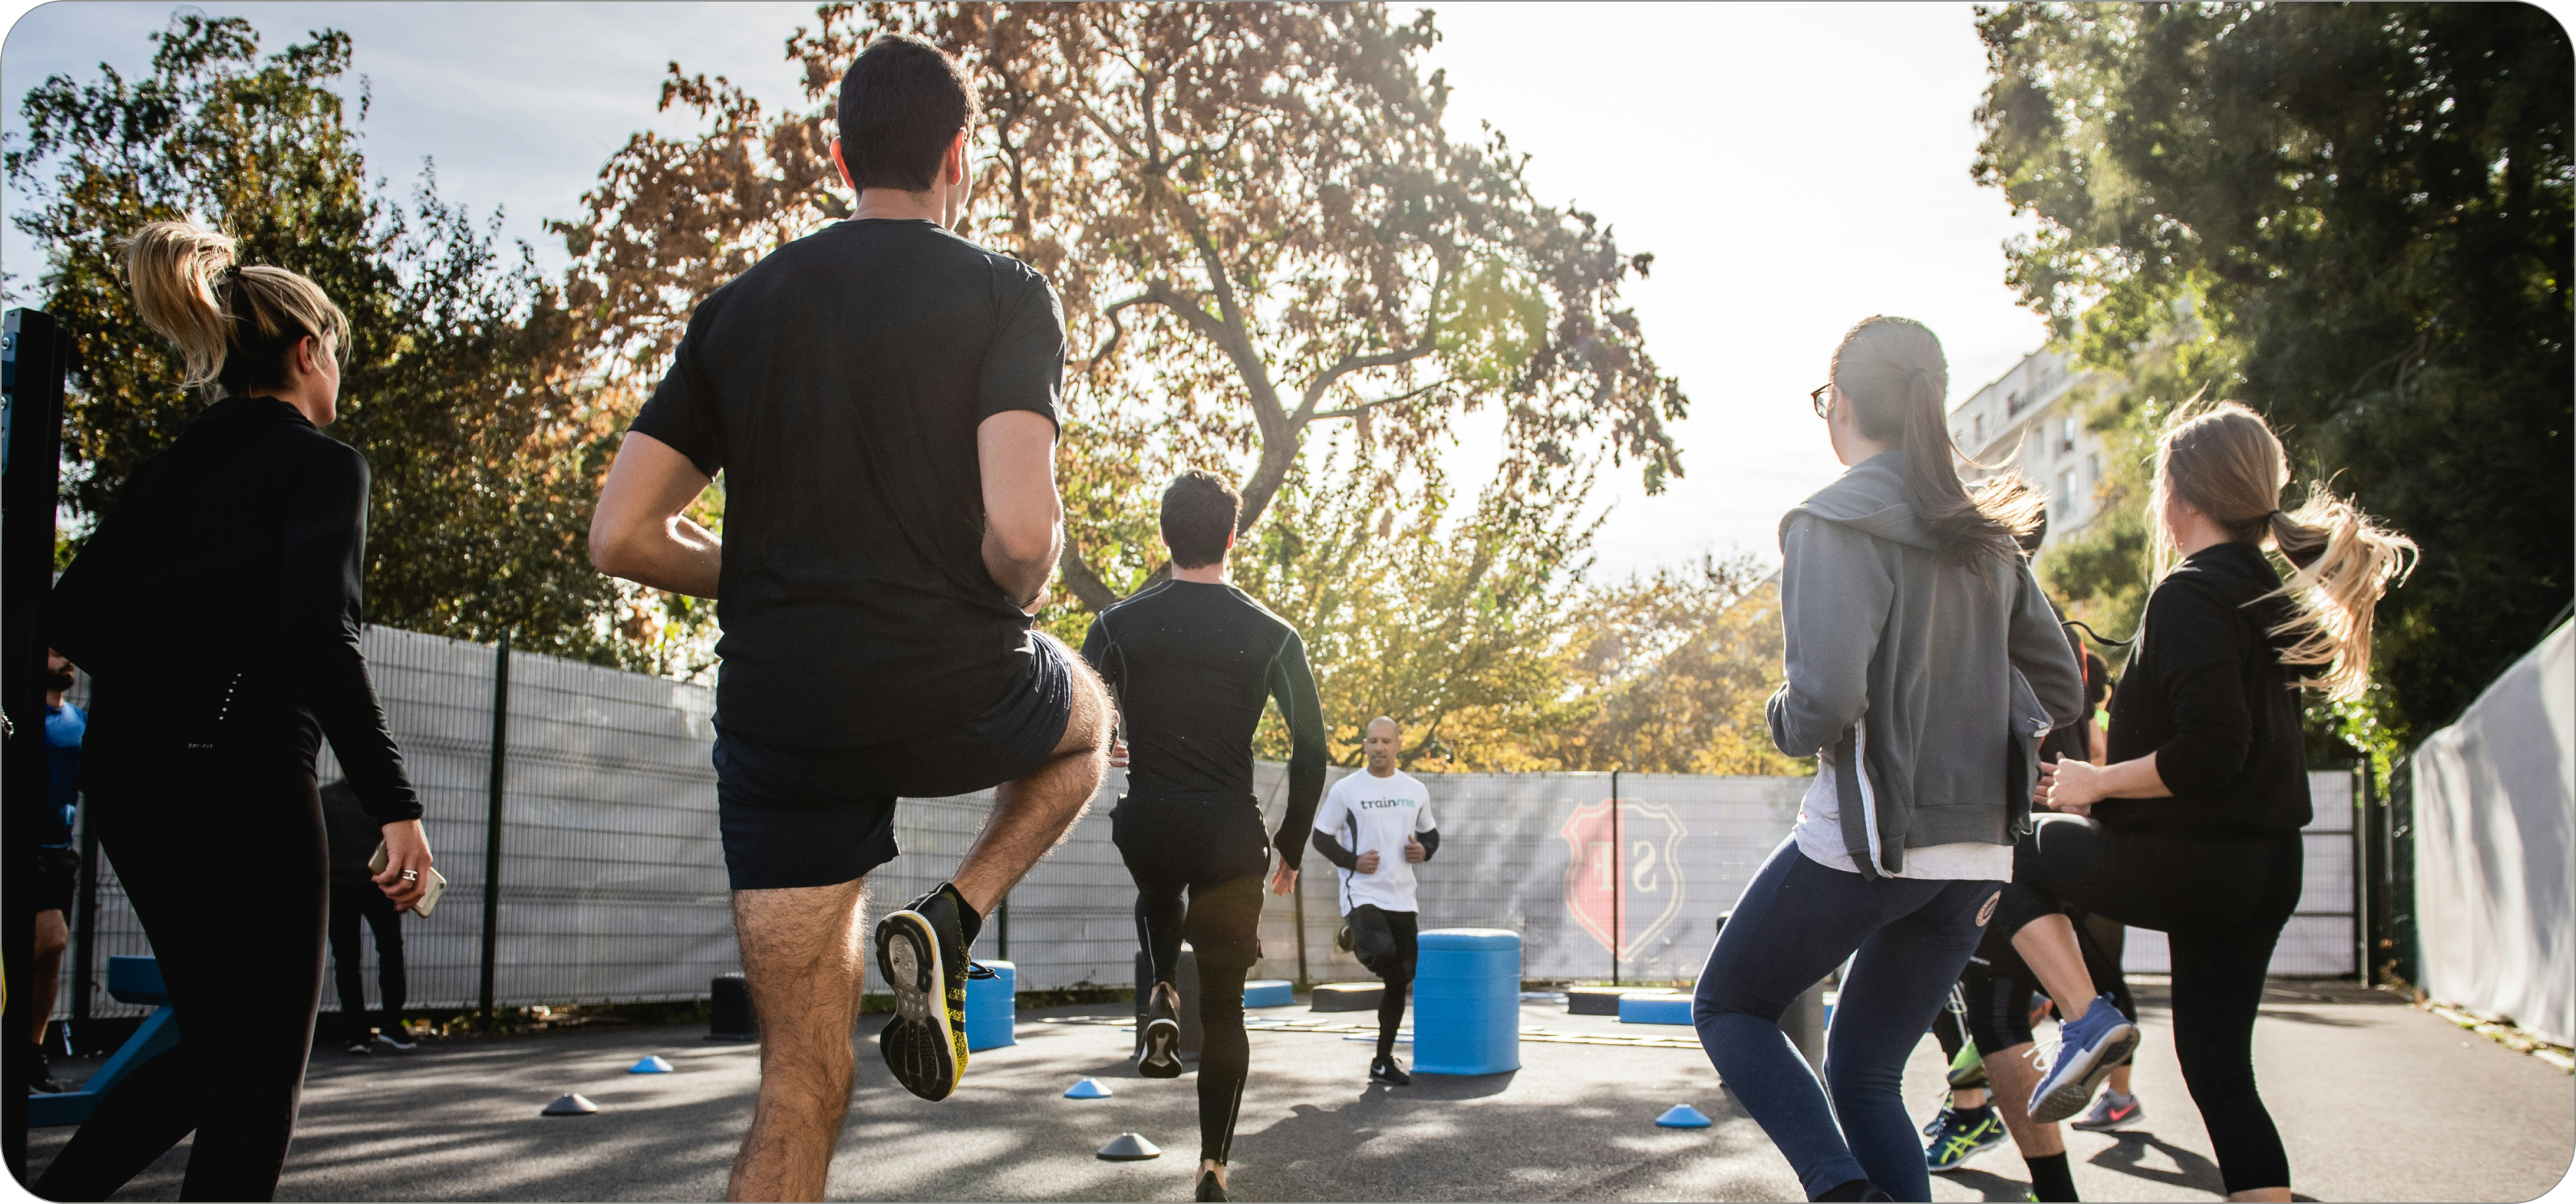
[23,979,2573,1202]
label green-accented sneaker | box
[877,882,980,1101]
[1924,1104,2005,1174]
[1947,1040,1988,1089]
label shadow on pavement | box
[2083,1130,2227,1195]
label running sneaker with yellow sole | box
[877,882,978,1101]
[1924,1104,2005,1174]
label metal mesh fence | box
[53,632,2361,1021]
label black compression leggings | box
[328,880,406,1042]
[1368,909,1418,1059]
[2000,814,2302,1195]
[36,751,328,1201]
[1133,876,1263,1165]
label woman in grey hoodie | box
[1690,317,2087,1202]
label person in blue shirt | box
[29,649,85,1093]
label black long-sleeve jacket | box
[49,398,420,823]
[2097,542,2309,835]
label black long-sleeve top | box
[48,398,420,823]
[1080,579,1327,869]
[2097,541,2309,835]
[1311,826,1439,870]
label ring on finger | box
[400,869,419,882]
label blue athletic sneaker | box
[2026,994,2139,1124]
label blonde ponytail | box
[119,220,349,398]
[123,221,239,390]
[2153,399,2417,700]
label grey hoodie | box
[1766,451,2085,880]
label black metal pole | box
[2355,763,2372,985]
[71,800,98,1041]
[1292,874,1309,988]
[996,894,1009,962]
[4,307,68,1180]
[1610,769,1621,988]
[478,631,510,1025]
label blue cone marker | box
[1655,1104,1713,1128]
[629,1055,675,1074]
[1063,1077,1113,1099]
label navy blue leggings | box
[1694,841,2000,1202]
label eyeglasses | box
[1810,382,1834,419]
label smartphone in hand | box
[367,843,448,917]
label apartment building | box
[1949,347,2109,553]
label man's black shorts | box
[716,632,1079,891]
[27,845,78,914]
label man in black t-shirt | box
[589,33,1110,1202]
[1080,472,1327,1204]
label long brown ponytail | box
[2152,400,2417,699]
[122,221,347,398]
[1831,315,2041,565]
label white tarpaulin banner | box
[2412,620,2575,1046]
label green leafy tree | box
[1975,2,2573,742]
[6,14,640,666]
[1546,555,1805,776]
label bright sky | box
[1,1,2053,579]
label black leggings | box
[2000,814,2302,1194]
[1113,792,1268,1165]
[1350,906,1418,1059]
[328,879,406,1042]
[1960,913,2136,1059]
[36,750,328,1201]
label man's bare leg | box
[947,658,1113,916]
[2010,914,2099,1024]
[729,878,869,1202]
[1984,1041,2063,1158]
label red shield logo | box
[1559,798,1689,960]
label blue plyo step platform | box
[966,960,1016,1052]
[1620,994,1695,1025]
[1243,979,1294,1008]
[31,956,180,1128]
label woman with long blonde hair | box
[1993,399,2414,1202]
[39,221,433,1201]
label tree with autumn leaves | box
[558,2,1747,765]
[14,5,1791,772]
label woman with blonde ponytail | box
[1692,317,2085,1202]
[39,221,433,1201]
[1984,400,2413,1202]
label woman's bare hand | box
[375,818,436,910]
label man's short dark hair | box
[837,34,977,192]
[1162,471,1242,569]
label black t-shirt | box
[2099,542,2310,835]
[1080,580,1328,868]
[631,220,1066,748]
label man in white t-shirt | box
[1309,716,1439,1085]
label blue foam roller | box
[1620,994,1695,1025]
[1411,929,1521,1076]
[1656,1104,1714,1128]
[628,1055,674,1074]
[966,960,1017,1052]
[1243,979,1294,1008]
[1063,1077,1113,1099]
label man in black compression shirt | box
[1080,471,1327,1204]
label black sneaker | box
[25,1046,64,1095]
[1368,1055,1410,1086]
[877,882,976,1101]
[1335,925,1353,953]
[373,1030,416,1053]
[1196,1169,1228,1202]
[1137,982,1184,1078]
